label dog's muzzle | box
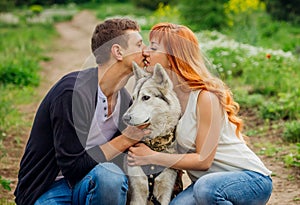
[122,114,150,126]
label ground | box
[0,11,299,204]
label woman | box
[128,23,272,205]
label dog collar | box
[143,129,176,152]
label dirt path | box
[0,10,299,204]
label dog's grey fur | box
[123,63,181,205]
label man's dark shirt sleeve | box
[50,90,107,186]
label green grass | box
[0,4,79,141]
[0,24,56,86]
[0,24,56,140]
[0,5,77,193]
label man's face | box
[122,30,145,69]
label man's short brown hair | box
[91,18,140,64]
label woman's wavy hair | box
[149,23,243,138]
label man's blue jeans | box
[170,170,272,205]
[34,162,128,205]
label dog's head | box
[123,62,181,138]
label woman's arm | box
[128,90,223,171]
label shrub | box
[0,24,55,86]
[0,0,15,12]
[224,0,266,45]
[259,91,299,121]
[179,0,228,31]
[0,59,40,86]
[131,0,171,10]
[29,4,43,15]
[0,176,11,191]
[235,92,265,108]
[145,3,180,29]
[283,121,300,143]
[263,0,300,24]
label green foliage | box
[152,3,180,22]
[223,0,266,45]
[234,92,265,108]
[142,3,180,30]
[179,0,228,31]
[255,142,283,157]
[131,0,171,10]
[263,0,300,24]
[92,2,151,20]
[260,92,299,121]
[0,86,11,138]
[198,30,300,125]
[14,0,102,6]
[29,4,43,14]
[283,121,300,143]
[0,11,55,144]
[0,0,15,12]
[0,25,55,86]
[222,11,300,54]
[283,143,300,168]
[0,58,40,86]
[0,176,11,191]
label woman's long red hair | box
[150,23,243,137]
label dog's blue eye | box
[142,95,150,101]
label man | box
[14,18,148,205]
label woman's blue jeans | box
[170,170,272,205]
[34,162,128,205]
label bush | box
[179,0,228,31]
[259,91,299,121]
[0,0,15,12]
[29,4,43,15]
[263,0,300,24]
[131,0,171,10]
[283,121,300,143]
[0,176,11,191]
[0,59,40,86]
[223,0,266,45]
[0,24,55,86]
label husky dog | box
[123,62,181,205]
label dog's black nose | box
[122,114,131,122]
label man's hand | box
[122,125,151,142]
[100,125,151,161]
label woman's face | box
[143,37,169,72]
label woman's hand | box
[127,143,156,166]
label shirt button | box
[103,99,106,103]
[104,114,107,117]
[104,107,107,110]
[150,166,155,170]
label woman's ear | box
[111,44,123,61]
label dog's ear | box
[132,62,149,81]
[152,63,173,89]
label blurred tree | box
[14,0,124,6]
[131,0,172,10]
[179,0,228,31]
[0,0,16,11]
[263,0,300,24]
